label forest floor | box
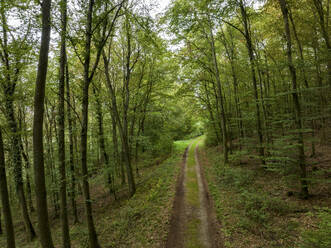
[0,139,192,248]
[1,137,330,248]
[166,137,222,248]
[199,140,331,248]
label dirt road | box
[166,139,220,248]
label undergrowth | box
[1,139,189,248]
[200,145,316,248]
[71,141,187,248]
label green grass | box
[173,138,195,152]
[186,218,202,248]
[184,138,204,248]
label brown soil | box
[166,143,222,248]
[195,144,224,248]
[165,146,188,248]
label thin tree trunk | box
[45,105,60,217]
[103,43,136,196]
[93,86,114,197]
[58,0,71,246]
[1,0,36,238]
[66,63,79,223]
[4,90,36,242]
[80,0,101,247]
[20,141,34,212]
[220,29,244,145]
[0,128,16,247]
[312,0,331,87]
[208,20,229,163]
[122,17,136,196]
[18,107,35,213]
[203,81,221,144]
[110,111,122,187]
[239,0,265,164]
[278,0,308,198]
[289,11,309,88]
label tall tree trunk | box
[220,29,244,145]
[81,0,101,247]
[45,105,60,217]
[93,86,114,197]
[278,0,308,198]
[208,20,229,163]
[20,141,34,212]
[1,0,36,239]
[122,16,136,196]
[32,0,54,246]
[203,82,221,144]
[312,0,331,87]
[239,0,265,164]
[4,85,36,243]
[289,11,309,88]
[110,110,122,187]
[18,107,35,213]
[103,40,136,196]
[58,0,71,246]
[66,63,79,223]
[0,128,16,247]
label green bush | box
[204,130,219,147]
[220,166,254,190]
[239,190,270,224]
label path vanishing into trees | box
[166,138,221,248]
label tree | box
[0,0,36,240]
[278,0,308,198]
[65,62,79,223]
[78,1,123,247]
[0,127,16,248]
[32,0,54,247]
[58,0,71,246]
[238,0,265,164]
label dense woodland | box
[0,0,330,247]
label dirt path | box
[166,139,219,248]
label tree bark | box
[103,48,136,196]
[45,106,60,217]
[32,0,54,246]
[0,128,16,248]
[93,85,114,197]
[58,0,71,246]
[4,98,36,241]
[66,63,79,223]
[208,18,229,163]
[239,0,265,164]
[80,0,101,247]
[122,16,136,195]
[312,0,331,87]
[278,0,308,198]
[0,0,36,240]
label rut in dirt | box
[166,141,220,248]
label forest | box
[0,0,330,247]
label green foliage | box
[204,121,220,147]
[143,112,174,156]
